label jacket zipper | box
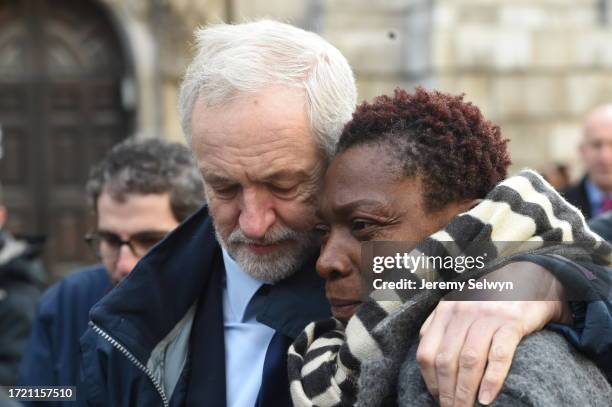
[89,321,170,407]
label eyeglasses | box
[84,230,170,261]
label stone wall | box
[426,0,612,173]
[321,0,612,174]
[103,0,612,176]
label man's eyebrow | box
[96,229,169,236]
[199,170,233,184]
[260,169,309,182]
[200,169,309,184]
[95,229,119,236]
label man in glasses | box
[17,137,204,399]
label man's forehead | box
[586,107,612,135]
[191,87,309,130]
[585,123,612,141]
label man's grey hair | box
[178,20,357,158]
[86,137,205,222]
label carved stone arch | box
[0,0,135,277]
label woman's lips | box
[329,299,362,322]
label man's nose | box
[114,245,139,280]
[238,187,276,239]
[316,232,353,280]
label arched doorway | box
[0,0,134,278]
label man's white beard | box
[214,224,318,283]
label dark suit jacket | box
[18,266,111,406]
[589,212,612,241]
[561,176,593,220]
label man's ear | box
[0,205,6,228]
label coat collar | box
[89,206,330,362]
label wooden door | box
[0,0,132,278]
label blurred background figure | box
[17,138,205,404]
[589,211,612,241]
[562,105,612,220]
[541,162,572,191]
[0,182,46,386]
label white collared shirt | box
[222,249,275,407]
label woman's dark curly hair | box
[337,87,511,212]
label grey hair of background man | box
[178,20,357,159]
[86,137,205,222]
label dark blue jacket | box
[78,207,330,407]
[517,254,612,382]
[561,176,593,220]
[589,211,612,241]
[17,265,111,406]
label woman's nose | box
[316,231,353,280]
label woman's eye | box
[351,219,373,231]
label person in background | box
[589,211,612,241]
[563,104,612,219]
[541,162,571,191]
[0,183,46,387]
[17,137,204,405]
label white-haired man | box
[79,21,612,407]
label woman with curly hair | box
[288,88,612,406]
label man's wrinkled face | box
[191,86,325,282]
[96,192,180,285]
[581,108,612,191]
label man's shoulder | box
[561,176,592,218]
[561,176,588,197]
[39,265,110,314]
[58,265,109,288]
[588,212,612,241]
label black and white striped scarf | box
[288,170,611,407]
